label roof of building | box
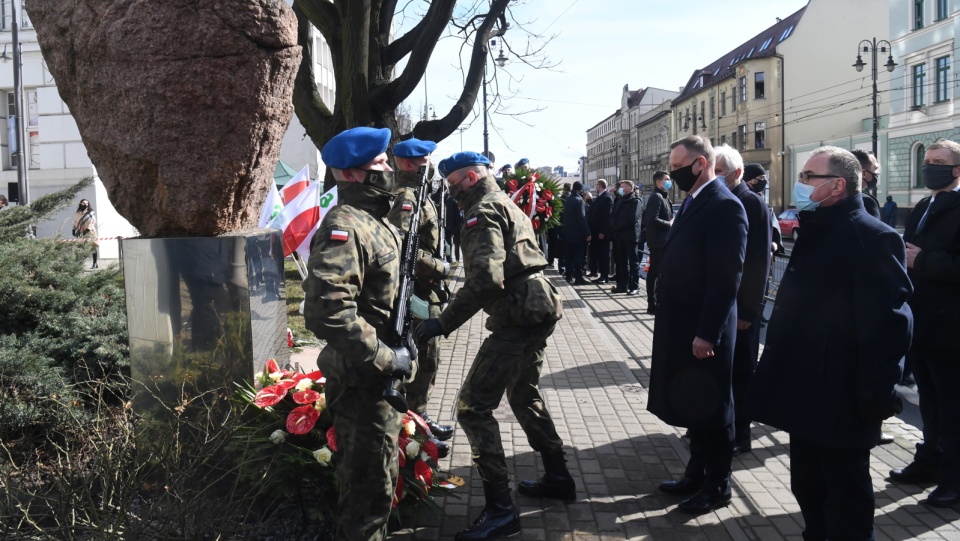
[626,88,648,108]
[672,5,807,106]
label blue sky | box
[400,0,809,173]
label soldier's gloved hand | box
[415,318,444,343]
[389,346,417,381]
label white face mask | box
[618,187,625,197]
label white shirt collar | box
[689,177,718,199]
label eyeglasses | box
[797,171,840,185]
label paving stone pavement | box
[293,266,960,540]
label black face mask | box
[670,159,701,192]
[922,164,958,190]
[749,179,767,193]
[363,169,397,196]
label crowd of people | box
[301,124,959,541]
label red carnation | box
[253,385,286,408]
[414,460,433,489]
[326,426,338,452]
[393,474,404,508]
[286,405,320,435]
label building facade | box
[886,0,957,213]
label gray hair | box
[714,144,744,183]
[811,146,861,196]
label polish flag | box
[257,182,284,228]
[279,165,311,205]
[268,183,339,259]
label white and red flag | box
[279,165,311,205]
[268,183,339,260]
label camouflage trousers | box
[325,377,402,541]
[457,319,564,483]
[407,303,442,415]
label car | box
[778,208,800,240]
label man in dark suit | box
[851,149,882,220]
[563,181,591,285]
[642,171,673,314]
[648,135,747,513]
[889,139,960,508]
[714,145,771,457]
[747,146,912,540]
[588,179,614,283]
[611,180,643,295]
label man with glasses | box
[852,149,882,219]
[415,151,575,541]
[747,146,912,540]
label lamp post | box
[1,1,29,207]
[853,38,897,158]
[482,41,508,158]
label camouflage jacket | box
[438,176,563,332]
[385,170,448,304]
[303,184,402,388]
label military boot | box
[420,411,455,441]
[517,450,577,502]
[455,480,520,541]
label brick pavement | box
[293,266,960,540]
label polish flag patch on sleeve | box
[466,217,479,228]
[330,230,349,241]
[401,203,413,211]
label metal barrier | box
[764,251,790,302]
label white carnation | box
[406,440,421,458]
[269,430,286,445]
[295,379,313,391]
[403,419,416,437]
[314,446,333,466]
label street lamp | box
[1,2,29,207]
[853,38,897,159]
[482,40,508,159]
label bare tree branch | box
[294,0,339,46]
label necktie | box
[678,196,692,218]
[916,198,935,234]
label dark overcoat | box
[730,182,771,322]
[563,191,590,241]
[647,179,747,429]
[642,188,673,249]
[746,195,913,449]
[588,190,614,237]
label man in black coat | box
[611,180,643,294]
[642,171,673,313]
[563,181,591,285]
[889,139,960,508]
[648,136,747,514]
[588,179,614,283]
[714,145,771,457]
[747,146,912,540]
[852,149,882,219]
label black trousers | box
[614,241,639,291]
[592,238,610,278]
[732,316,762,443]
[565,240,587,281]
[645,245,663,308]
[912,347,960,486]
[684,423,734,486]
[790,435,875,541]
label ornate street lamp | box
[853,38,897,158]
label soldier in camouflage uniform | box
[385,138,455,455]
[416,152,577,541]
[303,127,414,541]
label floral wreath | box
[234,359,456,522]
[502,166,564,234]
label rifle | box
[434,176,451,303]
[383,164,432,412]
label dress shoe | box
[420,412,454,441]
[627,289,640,296]
[879,432,895,445]
[889,462,938,484]
[646,307,657,315]
[456,481,520,541]
[434,439,450,459]
[678,483,733,514]
[591,276,609,284]
[926,484,960,508]
[659,476,702,495]
[732,440,752,456]
[573,279,588,285]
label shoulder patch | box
[466,217,479,228]
[330,230,349,241]
[401,203,413,211]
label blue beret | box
[321,127,391,170]
[516,158,530,167]
[394,138,437,158]
[438,151,491,177]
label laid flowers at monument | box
[503,166,564,233]
[234,359,455,521]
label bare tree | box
[292,0,552,164]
